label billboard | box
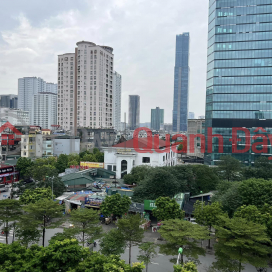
[144,200,157,210]
[80,161,104,169]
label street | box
[0,210,271,271]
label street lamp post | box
[200,190,203,210]
[46,176,54,200]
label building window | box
[142,157,150,163]
[113,165,116,171]
[107,165,112,171]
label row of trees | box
[126,165,219,203]
[148,196,272,272]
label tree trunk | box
[146,262,148,272]
[129,241,132,266]
[208,225,211,249]
[83,230,85,247]
[5,222,8,245]
[42,215,46,247]
[12,223,15,243]
[239,261,241,272]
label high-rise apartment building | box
[46,83,58,94]
[113,71,122,131]
[151,107,164,130]
[128,95,140,130]
[58,41,114,133]
[172,33,190,132]
[32,92,57,129]
[205,0,272,165]
[18,77,46,113]
[188,112,195,119]
[0,95,18,109]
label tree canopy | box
[100,193,131,217]
[152,196,184,221]
[217,155,242,181]
[20,187,52,204]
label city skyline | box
[0,0,208,123]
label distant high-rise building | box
[46,83,58,94]
[58,41,114,133]
[113,71,122,131]
[198,115,205,120]
[188,112,195,119]
[0,95,18,109]
[172,33,190,132]
[128,95,140,130]
[140,122,151,129]
[18,77,56,124]
[32,92,57,129]
[151,107,164,130]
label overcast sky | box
[0,0,209,123]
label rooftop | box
[112,137,169,149]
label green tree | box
[191,165,219,194]
[95,151,104,163]
[30,239,89,272]
[28,164,58,182]
[132,168,180,203]
[117,214,145,265]
[16,157,34,178]
[213,217,271,272]
[23,198,63,247]
[158,219,209,264]
[67,153,80,165]
[16,214,42,247]
[65,208,102,247]
[173,262,198,272]
[177,143,184,151]
[49,232,74,245]
[217,155,241,181]
[99,228,126,256]
[123,165,153,185]
[55,154,69,173]
[70,251,145,272]
[0,199,22,244]
[20,187,52,204]
[234,204,272,239]
[152,196,184,221]
[212,181,243,217]
[238,178,272,208]
[137,242,157,272]
[82,153,97,162]
[193,201,226,248]
[100,193,131,217]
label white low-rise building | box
[103,137,177,179]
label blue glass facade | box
[205,0,272,165]
[173,33,190,132]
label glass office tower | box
[151,107,164,130]
[128,95,140,130]
[205,0,272,165]
[173,33,190,132]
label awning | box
[68,200,82,206]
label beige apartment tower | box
[58,41,114,133]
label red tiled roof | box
[112,137,169,149]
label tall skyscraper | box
[188,112,195,119]
[172,33,190,132]
[0,95,18,109]
[58,41,114,133]
[151,107,164,130]
[32,92,57,129]
[113,71,122,131]
[205,0,272,165]
[18,77,46,113]
[128,95,140,130]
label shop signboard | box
[80,162,104,169]
[144,200,157,210]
